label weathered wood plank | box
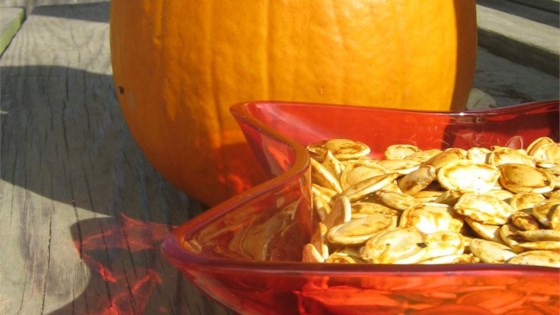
[0,7,25,55]
[2,0,108,17]
[476,0,560,77]
[0,3,233,315]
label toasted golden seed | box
[327,213,397,245]
[424,231,465,259]
[488,146,535,167]
[384,144,420,160]
[550,206,560,230]
[425,148,468,170]
[546,189,560,200]
[509,192,546,212]
[465,217,503,243]
[310,139,371,161]
[532,200,560,228]
[516,241,560,250]
[321,150,345,178]
[454,193,516,225]
[467,147,491,164]
[438,160,500,193]
[361,227,426,264]
[526,137,556,156]
[498,224,525,253]
[516,229,560,242]
[350,202,398,219]
[508,250,560,268]
[397,165,436,195]
[375,189,420,211]
[310,222,329,260]
[302,243,324,263]
[406,148,442,163]
[378,181,403,193]
[375,159,421,175]
[433,189,463,206]
[413,190,444,203]
[469,238,517,263]
[310,158,342,193]
[339,159,387,190]
[542,166,560,189]
[313,195,331,222]
[312,183,338,200]
[485,189,514,201]
[510,209,541,231]
[323,196,352,229]
[530,142,560,168]
[339,173,400,202]
[498,164,554,194]
[399,203,463,235]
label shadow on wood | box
[0,65,233,314]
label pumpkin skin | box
[110,0,477,206]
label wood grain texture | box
[0,7,25,55]
[1,0,108,17]
[0,3,234,315]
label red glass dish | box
[162,100,560,315]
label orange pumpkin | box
[110,1,477,206]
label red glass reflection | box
[72,214,171,315]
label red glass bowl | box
[162,100,560,315]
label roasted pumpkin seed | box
[304,138,559,269]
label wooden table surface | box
[1,2,558,315]
[0,3,233,314]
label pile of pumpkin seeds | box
[302,137,560,268]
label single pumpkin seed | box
[399,203,463,235]
[375,189,420,211]
[454,193,516,225]
[464,217,503,243]
[339,159,387,190]
[425,148,468,170]
[322,139,371,160]
[310,157,343,193]
[510,209,541,231]
[508,250,560,268]
[526,137,555,156]
[339,173,400,202]
[384,144,420,160]
[438,160,500,193]
[488,146,535,167]
[361,227,426,264]
[302,243,324,263]
[498,224,525,253]
[530,142,560,168]
[321,150,345,178]
[375,159,421,175]
[323,196,352,229]
[397,165,436,195]
[467,147,491,164]
[532,200,560,228]
[469,238,517,263]
[423,230,465,259]
[516,229,560,242]
[327,212,397,245]
[498,163,554,194]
